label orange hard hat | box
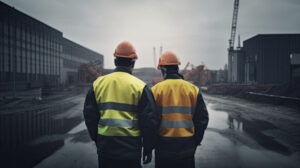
[157,51,181,70]
[114,41,138,59]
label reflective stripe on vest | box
[152,79,199,137]
[93,72,146,137]
[99,119,138,128]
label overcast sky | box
[2,0,300,69]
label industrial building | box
[227,45,245,83]
[0,2,103,91]
[61,38,103,85]
[243,34,300,84]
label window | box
[27,50,31,73]
[46,52,49,75]
[22,50,26,73]
[41,51,44,75]
[49,53,52,75]
[0,21,3,34]
[0,45,3,73]
[26,42,30,50]
[4,22,8,35]
[3,45,9,72]
[53,56,56,75]
[36,53,40,75]
[33,51,36,74]
[4,37,8,44]
[22,29,26,40]
[16,27,21,40]
[9,24,14,37]
[16,41,21,48]
[16,48,21,73]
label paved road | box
[34,94,300,168]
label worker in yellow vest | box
[83,41,158,168]
[152,51,209,168]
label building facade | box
[0,2,103,91]
[243,34,300,84]
[228,48,245,83]
[61,38,103,85]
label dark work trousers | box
[98,156,141,168]
[155,157,195,168]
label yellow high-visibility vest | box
[93,71,146,137]
[152,79,199,137]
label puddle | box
[0,100,83,168]
[207,104,229,130]
[34,138,97,168]
[196,131,300,168]
[206,104,292,154]
[68,121,86,134]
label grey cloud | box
[1,0,300,69]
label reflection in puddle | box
[0,101,82,168]
[34,138,97,168]
[207,105,292,156]
[207,104,228,130]
[68,121,86,134]
[196,131,300,168]
[227,115,243,131]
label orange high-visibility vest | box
[152,79,199,137]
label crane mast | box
[229,0,239,49]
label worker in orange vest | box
[152,51,209,168]
[83,41,158,168]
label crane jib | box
[229,0,240,49]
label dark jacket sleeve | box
[193,92,209,146]
[137,86,159,155]
[83,87,100,143]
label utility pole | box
[159,45,163,55]
[238,35,241,48]
[153,47,157,68]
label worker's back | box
[84,41,157,168]
[152,78,200,159]
[93,71,146,159]
[152,51,208,168]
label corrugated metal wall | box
[244,34,300,84]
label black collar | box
[114,66,132,74]
[165,73,184,80]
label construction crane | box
[229,0,240,49]
[228,0,240,82]
[183,62,190,74]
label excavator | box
[150,62,212,87]
[79,59,103,83]
[182,62,212,86]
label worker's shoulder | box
[94,73,109,82]
[152,79,169,90]
[127,73,146,86]
[92,74,108,86]
[158,79,196,86]
[151,82,159,91]
[93,72,145,88]
[152,79,195,88]
[110,72,146,86]
[182,80,198,88]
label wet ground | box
[1,92,300,168]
